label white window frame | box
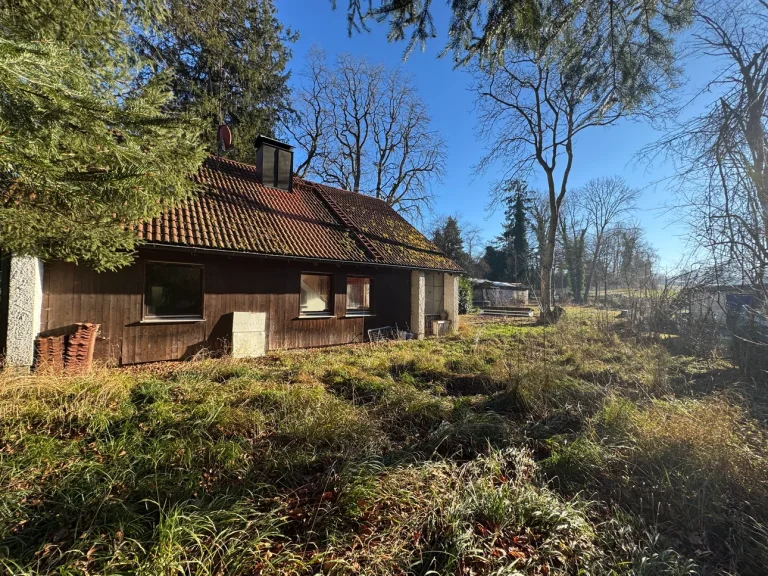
[299,273,334,318]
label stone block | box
[230,311,267,358]
[231,331,267,358]
[232,311,266,333]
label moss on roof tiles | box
[142,156,462,272]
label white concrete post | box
[410,270,426,339]
[5,256,44,369]
[443,273,459,333]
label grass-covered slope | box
[1,311,766,575]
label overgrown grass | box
[0,309,764,574]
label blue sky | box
[274,1,719,268]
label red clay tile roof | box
[138,156,462,272]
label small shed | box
[471,279,529,307]
[689,284,766,324]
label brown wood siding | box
[40,248,412,365]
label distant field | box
[1,310,764,575]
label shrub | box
[458,276,474,314]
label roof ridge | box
[298,178,392,205]
[204,154,257,170]
[203,159,391,207]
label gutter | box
[141,242,464,274]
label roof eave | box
[140,242,464,274]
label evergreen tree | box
[0,0,206,270]
[481,246,507,281]
[497,180,530,283]
[432,217,465,263]
[141,0,296,159]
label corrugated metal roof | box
[470,278,526,288]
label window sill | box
[344,312,375,318]
[140,317,205,324]
[296,314,336,320]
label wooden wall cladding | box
[40,248,412,365]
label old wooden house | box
[0,137,462,368]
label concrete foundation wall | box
[5,256,43,368]
[410,270,426,339]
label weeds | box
[0,309,764,574]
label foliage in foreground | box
[0,0,205,270]
[0,311,765,574]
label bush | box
[458,275,474,314]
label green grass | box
[0,310,765,574]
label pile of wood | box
[34,323,100,374]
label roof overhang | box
[140,242,464,274]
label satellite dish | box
[217,124,233,151]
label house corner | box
[410,270,426,339]
[4,256,43,371]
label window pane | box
[301,274,331,314]
[346,277,371,311]
[145,263,203,318]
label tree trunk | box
[583,236,602,302]
[540,247,554,319]
[595,275,598,301]
[540,201,560,321]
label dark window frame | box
[345,275,374,315]
[142,261,205,321]
[299,272,334,318]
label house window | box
[300,273,332,316]
[346,277,372,314]
[144,262,204,320]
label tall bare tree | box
[558,196,588,303]
[580,177,640,301]
[286,50,446,220]
[644,0,768,373]
[528,191,551,295]
[617,223,658,293]
[474,0,682,319]
[462,223,484,261]
[644,1,768,301]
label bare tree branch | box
[286,50,445,222]
[473,3,678,317]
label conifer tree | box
[0,0,205,270]
[482,246,507,281]
[496,180,530,283]
[432,217,465,263]
[140,0,296,159]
